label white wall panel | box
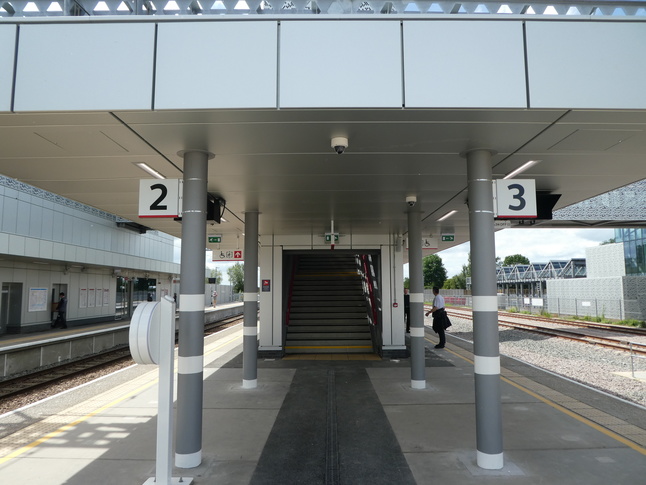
[40,240,53,259]
[526,22,646,109]
[280,21,402,108]
[2,197,17,233]
[15,24,155,111]
[9,235,25,255]
[0,25,16,112]
[404,21,526,108]
[156,22,277,109]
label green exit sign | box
[325,233,339,242]
[441,235,455,242]
[208,235,222,243]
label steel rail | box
[0,314,243,401]
[443,307,646,356]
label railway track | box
[445,307,646,356]
[0,315,244,402]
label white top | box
[433,293,445,309]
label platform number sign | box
[494,179,537,219]
[139,179,182,218]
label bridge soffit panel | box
[0,16,644,112]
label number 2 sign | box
[139,179,182,218]
[494,179,537,218]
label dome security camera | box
[331,137,348,155]
[406,196,417,207]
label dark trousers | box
[405,308,410,332]
[432,313,446,346]
[58,312,67,328]
[434,322,446,346]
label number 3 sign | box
[494,179,537,218]
[139,179,182,218]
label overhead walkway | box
[285,254,374,355]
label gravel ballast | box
[442,315,646,408]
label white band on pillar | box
[244,292,258,302]
[179,294,204,312]
[476,450,504,470]
[411,379,426,390]
[242,379,258,389]
[472,295,498,312]
[410,327,425,338]
[178,355,204,375]
[474,355,500,375]
[409,293,424,303]
[243,326,257,336]
[176,450,202,469]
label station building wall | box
[0,176,180,333]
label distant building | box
[615,228,646,276]
[547,243,645,321]
[0,175,180,334]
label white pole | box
[143,295,193,485]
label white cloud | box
[437,228,615,277]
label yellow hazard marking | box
[285,345,373,349]
[0,331,243,465]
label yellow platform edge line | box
[285,345,373,349]
[425,336,646,457]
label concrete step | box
[285,339,373,347]
[290,300,366,307]
[286,332,372,340]
[288,318,369,326]
[284,346,373,354]
[287,325,370,333]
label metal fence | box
[428,290,645,322]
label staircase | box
[285,254,374,354]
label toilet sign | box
[139,179,182,218]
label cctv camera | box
[406,196,417,207]
[331,137,348,155]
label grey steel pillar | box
[407,205,426,389]
[242,211,259,389]
[464,149,503,469]
[175,149,213,469]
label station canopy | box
[1,108,645,253]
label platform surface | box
[0,323,644,484]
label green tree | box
[600,238,616,245]
[443,275,460,289]
[502,254,530,266]
[209,267,223,284]
[422,254,447,288]
[403,277,410,289]
[227,263,244,293]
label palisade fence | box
[203,284,241,308]
[425,289,646,322]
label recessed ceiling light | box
[134,162,165,179]
[503,160,540,180]
[437,210,458,222]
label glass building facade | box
[615,228,646,276]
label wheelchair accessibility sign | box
[214,250,243,261]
